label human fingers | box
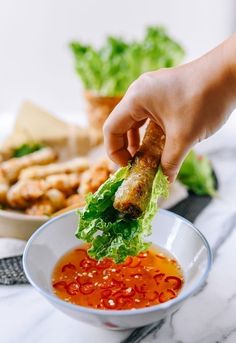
[161,132,192,183]
[103,99,147,166]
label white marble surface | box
[1,112,236,343]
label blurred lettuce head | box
[70,26,185,97]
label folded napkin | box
[0,238,26,259]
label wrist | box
[195,37,236,111]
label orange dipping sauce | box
[52,244,184,310]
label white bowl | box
[0,209,47,240]
[23,209,212,330]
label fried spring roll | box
[19,158,88,180]
[7,180,46,209]
[25,199,54,216]
[44,189,66,211]
[0,147,57,183]
[0,170,9,204]
[79,160,113,195]
[25,189,66,216]
[113,121,165,218]
[6,172,80,209]
[66,193,85,208]
[45,173,80,195]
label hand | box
[103,35,236,182]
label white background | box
[0,0,236,115]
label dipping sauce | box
[52,244,184,310]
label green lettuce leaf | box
[178,150,216,196]
[70,26,184,97]
[13,143,44,158]
[76,167,168,263]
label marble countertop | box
[1,112,236,343]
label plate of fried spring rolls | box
[0,144,114,240]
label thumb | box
[161,134,191,183]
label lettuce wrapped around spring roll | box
[76,122,168,263]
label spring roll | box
[7,179,46,209]
[25,189,66,215]
[44,189,66,211]
[45,173,80,195]
[0,170,9,204]
[113,121,165,218]
[0,147,57,183]
[19,157,88,180]
[79,160,113,195]
[66,193,85,208]
[25,199,54,216]
[6,171,80,209]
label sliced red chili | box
[76,275,90,285]
[134,284,143,294]
[129,257,141,268]
[80,258,96,269]
[102,298,118,309]
[154,273,165,284]
[165,276,182,290]
[134,284,148,294]
[116,296,133,307]
[111,278,124,288]
[100,278,124,291]
[100,281,113,289]
[122,287,135,297]
[53,281,67,291]
[113,290,123,298]
[66,282,80,295]
[101,289,112,298]
[159,289,176,303]
[111,272,123,283]
[95,258,112,269]
[61,263,76,273]
[121,256,132,267]
[80,282,95,295]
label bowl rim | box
[23,209,212,316]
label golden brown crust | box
[0,147,57,183]
[113,121,165,217]
[79,160,113,195]
[19,157,88,180]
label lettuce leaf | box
[76,167,168,263]
[178,150,216,196]
[70,26,184,97]
[13,143,44,158]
